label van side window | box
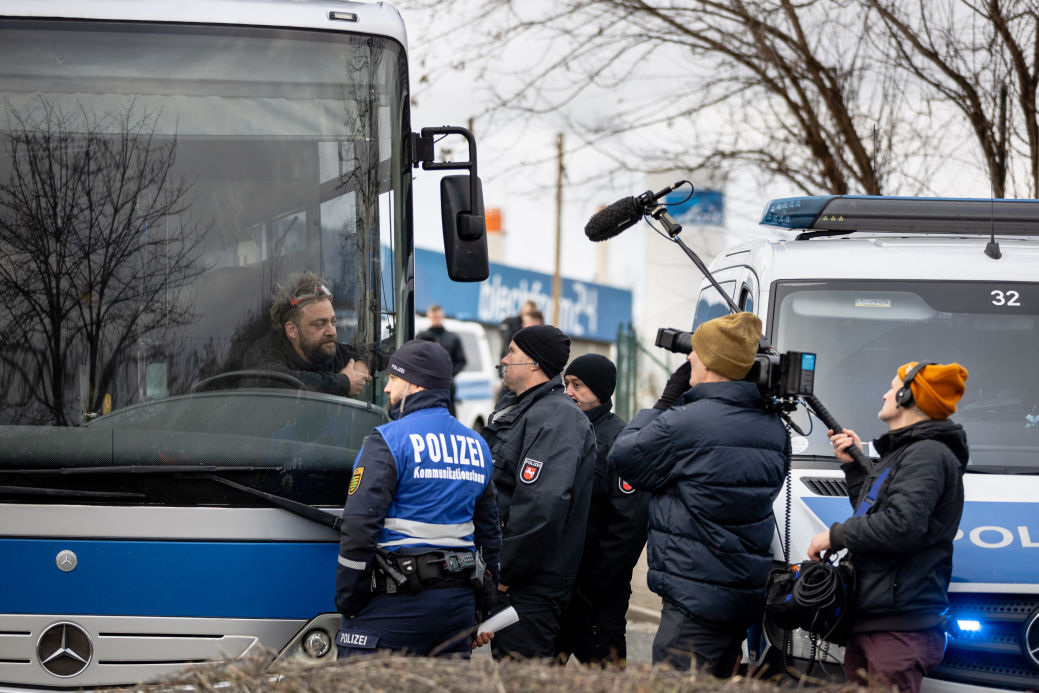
[739,285,754,313]
[692,281,736,329]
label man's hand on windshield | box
[342,359,372,396]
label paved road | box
[474,547,660,665]
[624,546,659,665]
[475,548,660,664]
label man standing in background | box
[417,303,467,415]
[557,354,649,666]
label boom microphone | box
[584,196,644,242]
[584,181,689,242]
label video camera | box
[655,327,816,411]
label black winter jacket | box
[608,381,789,627]
[260,336,364,396]
[416,326,467,376]
[576,402,650,603]
[481,376,596,594]
[830,419,969,633]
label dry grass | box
[120,652,871,693]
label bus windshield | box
[771,280,1039,471]
[0,20,408,502]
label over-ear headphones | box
[895,361,937,408]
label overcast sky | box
[397,2,993,293]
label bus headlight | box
[302,629,332,658]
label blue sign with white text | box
[414,248,632,343]
[665,189,725,227]
[803,497,1039,585]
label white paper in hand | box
[476,606,519,634]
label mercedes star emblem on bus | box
[55,550,77,572]
[37,622,92,677]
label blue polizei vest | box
[375,406,492,551]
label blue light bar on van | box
[760,196,837,229]
[760,195,1039,239]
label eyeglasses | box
[288,283,332,307]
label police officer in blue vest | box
[335,340,501,658]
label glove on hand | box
[654,361,692,410]
[475,570,508,621]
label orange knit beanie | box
[897,361,969,420]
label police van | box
[690,196,1039,691]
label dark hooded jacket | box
[416,325,467,376]
[829,419,970,633]
[575,401,649,602]
[608,381,789,627]
[481,376,596,595]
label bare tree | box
[863,0,1039,197]
[404,0,956,196]
[0,99,205,425]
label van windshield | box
[771,280,1039,470]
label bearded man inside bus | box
[262,271,371,396]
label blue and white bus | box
[0,1,486,688]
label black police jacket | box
[608,381,789,627]
[829,419,969,633]
[575,402,649,603]
[482,376,596,594]
[416,326,467,376]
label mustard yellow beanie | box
[689,312,761,380]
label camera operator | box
[607,312,789,676]
[807,361,969,693]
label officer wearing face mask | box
[556,354,650,666]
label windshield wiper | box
[966,465,1039,475]
[3,465,341,529]
[178,472,341,530]
[8,465,282,475]
[0,485,144,499]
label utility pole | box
[552,132,563,326]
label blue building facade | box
[414,248,632,343]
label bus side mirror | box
[412,126,489,282]
[440,174,489,282]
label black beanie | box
[512,325,571,379]
[563,354,616,403]
[388,340,453,390]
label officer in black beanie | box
[481,325,596,660]
[335,340,501,658]
[557,354,649,666]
